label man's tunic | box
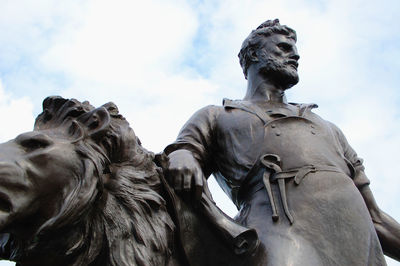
[165,99,386,265]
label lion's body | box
[0,97,177,266]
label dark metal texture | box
[165,19,400,265]
[0,96,255,266]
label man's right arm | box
[164,105,220,201]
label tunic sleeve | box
[164,105,220,177]
[331,122,371,189]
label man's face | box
[255,34,300,89]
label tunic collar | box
[222,98,318,123]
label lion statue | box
[0,96,178,266]
[0,96,257,266]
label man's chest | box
[214,106,345,170]
[215,104,332,142]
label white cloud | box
[0,80,34,142]
[37,0,219,153]
[41,0,198,89]
[0,0,400,265]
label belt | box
[246,154,345,225]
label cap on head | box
[238,19,297,79]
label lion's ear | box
[77,107,111,140]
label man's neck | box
[243,70,288,103]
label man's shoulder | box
[290,103,343,133]
[289,102,319,114]
[289,102,341,130]
[195,98,247,114]
[194,104,224,115]
[186,104,225,124]
[222,98,253,109]
[194,99,260,122]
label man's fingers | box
[168,166,204,201]
[183,172,192,192]
[193,172,203,201]
[173,173,183,192]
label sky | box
[0,0,399,265]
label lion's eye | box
[16,133,53,151]
[22,139,51,150]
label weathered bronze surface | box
[0,96,256,266]
[0,19,399,266]
[0,97,179,265]
[165,19,400,265]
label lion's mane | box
[9,96,175,266]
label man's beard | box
[259,56,299,89]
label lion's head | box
[0,96,175,266]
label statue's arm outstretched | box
[360,185,400,261]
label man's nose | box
[290,53,300,61]
[290,46,300,61]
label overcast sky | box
[0,0,399,265]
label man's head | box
[238,19,299,89]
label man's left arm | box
[359,185,400,261]
[332,122,400,260]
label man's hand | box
[166,149,204,201]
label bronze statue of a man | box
[165,19,400,265]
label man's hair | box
[238,19,297,79]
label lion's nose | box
[0,141,24,163]
[0,162,27,185]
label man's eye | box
[278,43,291,52]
